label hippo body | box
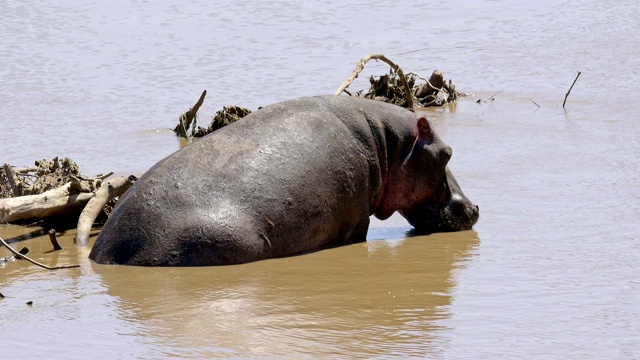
[90,96,478,266]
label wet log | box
[76,175,137,246]
[0,182,94,224]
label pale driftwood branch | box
[0,234,79,270]
[0,182,94,223]
[14,166,40,174]
[335,54,415,110]
[69,176,101,193]
[75,175,137,246]
[174,90,208,138]
[563,70,582,108]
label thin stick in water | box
[563,71,582,108]
[48,229,62,251]
[0,235,79,270]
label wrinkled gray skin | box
[90,96,479,266]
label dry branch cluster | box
[192,105,252,138]
[1,157,82,198]
[359,69,460,108]
[173,54,462,140]
[0,158,136,245]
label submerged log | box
[76,175,137,246]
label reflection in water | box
[92,231,479,357]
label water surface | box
[1,1,639,358]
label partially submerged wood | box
[335,53,415,109]
[0,182,94,224]
[192,105,252,138]
[1,157,83,198]
[173,90,207,138]
[0,234,79,270]
[76,175,137,246]
[48,229,62,251]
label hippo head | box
[400,167,479,233]
[397,117,479,233]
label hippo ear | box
[417,117,434,144]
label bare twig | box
[96,172,114,181]
[563,71,582,108]
[335,54,415,110]
[486,90,502,101]
[531,100,541,108]
[0,234,79,270]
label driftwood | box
[192,105,252,138]
[2,164,21,197]
[0,182,94,224]
[0,234,79,270]
[173,90,207,138]
[76,175,137,246]
[172,54,461,139]
[335,53,415,110]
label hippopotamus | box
[89,95,478,266]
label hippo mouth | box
[400,177,479,234]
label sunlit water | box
[1,1,639,358]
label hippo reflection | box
[90,96,478,266]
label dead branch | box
[76,175,137,246]
[3,164,21,196]
[563,71,582,108]
[0,182,94,224]
[14,166,40,174]
[96,172,114,180]
[0,234,79,270]
[173,90,208,138]
[69,175,101,193]
[48,229,62,251]
[335,54,415,110]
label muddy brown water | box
[1,1,639,359]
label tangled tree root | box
[335,54,462,109]
[1,158,136,247]
[192,105,252,138]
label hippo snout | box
[400,167,479,234]
[439,194,479,231]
